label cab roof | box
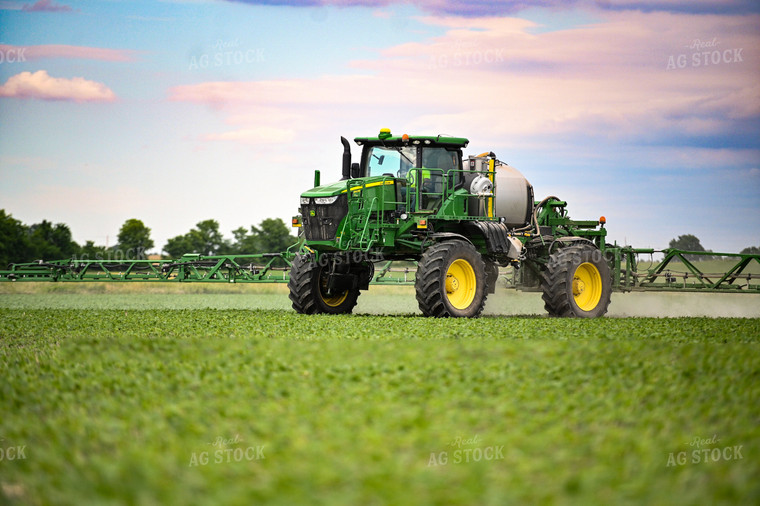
[354,129,468,148]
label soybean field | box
[0,284,758,505]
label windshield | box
[366,146,416,178]
[421,147,460,172]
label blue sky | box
[1,0,758,254]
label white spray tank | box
[465,154,534,228]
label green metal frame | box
[3,246,758,293]
[608,247,760,293]
[0,253,295,283]
[0,253,420,285]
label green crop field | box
[1,285,759,505]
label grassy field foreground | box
[0,303,759,504]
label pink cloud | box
[169,10,760,149]
[0,44,137,62]
[0,70,117,103]
[169,76,378,107]
[21,0,73,12]
[221,0,760,16]
[222,1,561,17]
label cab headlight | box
[314,196,339,205]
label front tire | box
[541,244,612,317]
[416,240,488,317]
[288,253,360,314]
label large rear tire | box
[288,254,360,314]
[541,244,612,317]
[416,240,488,318]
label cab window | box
[421,147,461,172]
[366,146,415,178]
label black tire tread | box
[288,254,359,315]
[288,254,320,314]
[540,244,611,318]
[415,240,488,318]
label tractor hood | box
[301,175,395,199]
[301,180,348,198]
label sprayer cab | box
[354,128,468,178]
[297,129,483,232]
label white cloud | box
[0,70,117,102]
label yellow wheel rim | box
[573,262,602,311]
[319,270,349,307]
[445,259,476,310]
[321,289,348,307]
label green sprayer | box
[3,128,759,317]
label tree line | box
[0,210,297,267]
[668,234,759,260]
[2,209,757,267]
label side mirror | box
[350,162,361,178]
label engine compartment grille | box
[301,194,348,241]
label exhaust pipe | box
[341,136,351,180]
